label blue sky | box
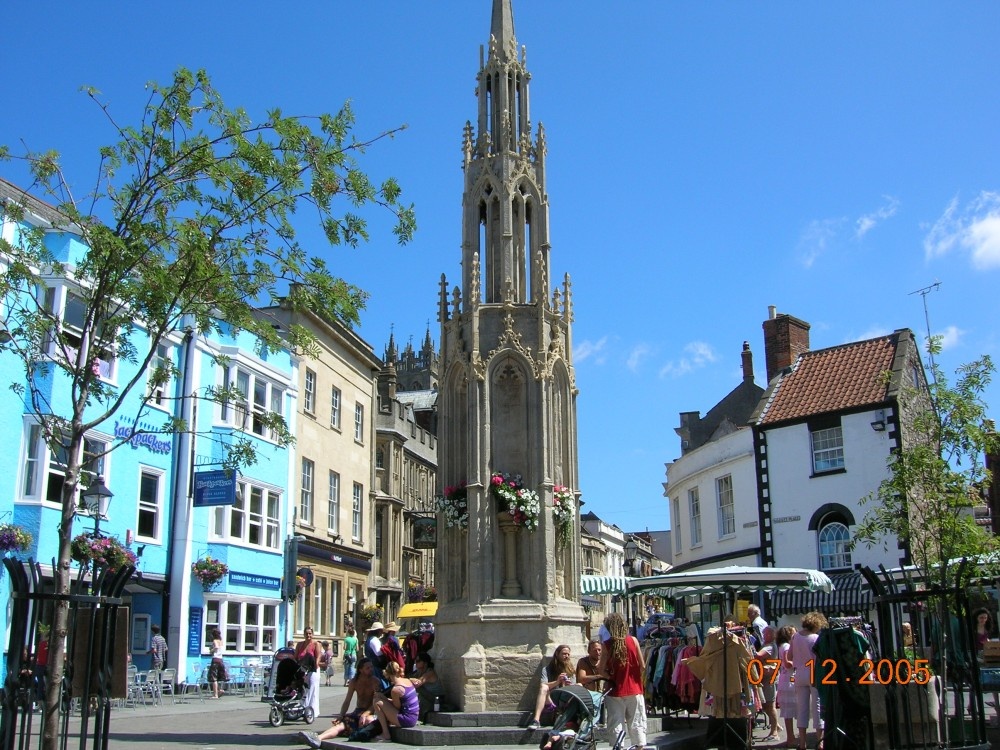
[3,2,999,539]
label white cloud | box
[936,325,964,351]
[924,191,1000,270]
[658,341,717,378]
[626,343,651,372]
[855,196,900,239]
[851,325,892,343]
[797,218,844,268]
[574,336,609,364]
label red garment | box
[605,636,643,698]
[36,639,49,667]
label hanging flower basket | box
[191,556,229,591]
[490,471,540,531]
[436,481,469,529]
[359,603,384,631]
[552,485,575,549]
[0,524,32,554]
[71,533,137,571]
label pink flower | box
[492,475,503,486]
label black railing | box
[1,557,134,750]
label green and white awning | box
[580,575,631,596]
[626,566,834,598]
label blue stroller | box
[543,685,607,750]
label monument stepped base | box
[318,712,704,747]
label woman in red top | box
[295,627,324,720]
[598,612,647,747]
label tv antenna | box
[908,281,941,382]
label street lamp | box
[623,537,639,634]
[80,475,113,538]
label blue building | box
[1,176,297,682]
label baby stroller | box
[263,647,316,727]
[542,685,606,750]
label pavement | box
[20,683,1000,749]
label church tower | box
[435,0,584,713]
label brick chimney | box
[762,306,810,382]
[741,341,754,382]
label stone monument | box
[434,0,587,713]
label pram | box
[262,647,316,727]
[542,685,607,750]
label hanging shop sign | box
[193,469,239,507]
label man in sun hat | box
[364,622,387,686]
[380,622,406,671]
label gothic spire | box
[490,0,516,60]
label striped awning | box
[770,570,871,618]
[627,566,834,598]
[580,575,631,596]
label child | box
[319,641,334,687]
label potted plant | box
[490,471,540,531]
[436,481,469,529]
[191,556,229,591]
[0,523,33,554]
[552,485,575,549]
[70,533,137,571]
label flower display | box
[359,603,384,631]
[71,533,137,571]
[191,556,229,590]
[490,472,540,531]
[0,524,33,553]
[436,481,469,529]
[552,485,576,549]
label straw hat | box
[367,621,384,632]
[384,621,399,632]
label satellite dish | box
[297,567,314,587]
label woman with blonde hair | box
[597,612,647,748]
[373,660,420,741]
[790,611,828,750]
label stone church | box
[434,0,587,712]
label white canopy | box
[580,574,631,596]
[626,565,834,598]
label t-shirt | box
[150,634,168,667]
[343,635,359,659]
[604,636,643,698]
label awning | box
[397,601,438,619]
[769,570,871,618]
[627,566,834,598]
[580,575,631,596]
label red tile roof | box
[757,334,899,425]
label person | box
[381,622,406,671]
[373,660,420,741]
[343,625,359,686]
[526,644,575,730]
[974,608,994,653]
[748,604,768,648]
[149,624,168,671]
[318,641,332,686]
[598,612,647,748]
[295,626,323,721]
[775,625,798,747]
[207,628,227,699]
[411,652,445,720]
[790,611,828,750]
[365,622,387,686]
[33,629,50,708]
[575,639,605,693]
[755,626,781,742]
[297,658,380,748]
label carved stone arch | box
[550,359,573,489]
[487,351,533,484]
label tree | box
[0,67,414,747]
[855,339,999,591]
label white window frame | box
[354,402,364,442]
[689,487,702,546]
[811,425,845,473]
[220,364,285,442]
[52,288,118,382]
[328,471,341,535]
[303,368,317,415]
[148,342,174,409]
[22,421,108,504]
[352,482,363,540]
[211,479,282,550]
[329,579,342,637]
[671,496,681,552]
[300,458,314,525]
[819,521,853,570]
[136,467,164,542]
[716,475,735,538]
[205,597,279,654]
[330,387,341,429]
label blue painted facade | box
[1,184,298,683]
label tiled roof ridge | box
[797,330,898,360]
[0,175,70,227]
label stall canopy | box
[397,601,438,619]
[626,565,834,598]
[770,570,870,618]
[580,575,631,596]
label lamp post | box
[623,537,638,634]
[80,475,114,539]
